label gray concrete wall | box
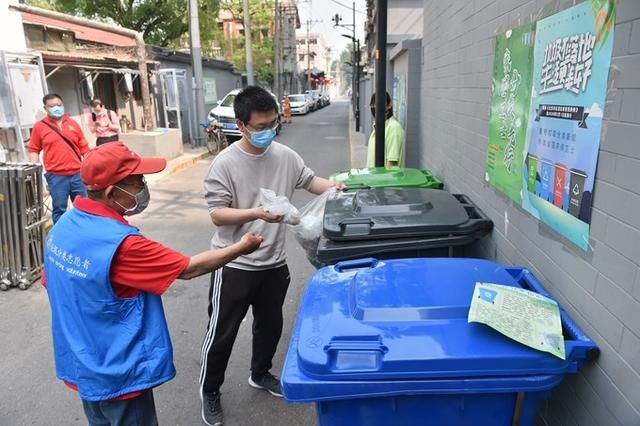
[155,58,242,138]
[358,74,373,146]
[419,1,640,424]
[388,0,424,39]
[203,66,243,112]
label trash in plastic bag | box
[259,188,301,225]
[288,188,337,267]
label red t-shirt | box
[43,197,190,400]
[28,115,89,175]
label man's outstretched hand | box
[240,232,264,254]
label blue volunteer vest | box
[44,208,176,401]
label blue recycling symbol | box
[479,288,498,304]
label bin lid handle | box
[334,258,379,272]
[342,184,371,192]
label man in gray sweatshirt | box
[200,86,340,426]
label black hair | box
[233,86,278,124]
[42,93,63,105]
[90,98,103,107]
[370,91,391,106]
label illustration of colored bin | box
[539,159,554,202]
[282,258,599,426]
[526,153,538,193]
[553,163,567,209]
[568,169,587,218]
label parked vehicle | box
[305,90,323,110]
[288,94,310,115]
[321,91,331,106]
[200,120,228,155]
[305,93,317,112]
[208,88,282,140]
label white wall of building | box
[0,0,27,52]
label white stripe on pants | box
[199,267,223,387]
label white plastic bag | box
[288,188,337,267]
[259,188,301,225]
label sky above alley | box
[295,0,368,60]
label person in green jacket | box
[366,91,405,168]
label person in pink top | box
[88,98,120,145]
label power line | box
[329,0,366,15]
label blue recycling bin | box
[282,258,598,426]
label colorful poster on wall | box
[392,74,407,129]
[522,0,615,250]
[486,22,536,204]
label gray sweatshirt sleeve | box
[204,159,233,213]
[293,151,315,190]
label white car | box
[288,94,310,115]
[208,88,282,139]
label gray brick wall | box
[419,0,640,424]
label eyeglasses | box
[245,120,279,132]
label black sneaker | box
[248,372,284,397]
[201,390,223,426]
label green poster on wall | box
[485,22,536,204]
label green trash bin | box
[330,167,444,190]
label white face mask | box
[113,184,150,216]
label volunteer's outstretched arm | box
[180,232,263,279]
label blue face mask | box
[248,128,276,149]
[48,105,65,119]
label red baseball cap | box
[81,142,166,191]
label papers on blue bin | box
[468,283,565,360]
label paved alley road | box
[0,100,351,425]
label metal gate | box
[155,68,195,146]
[0,163,46,290]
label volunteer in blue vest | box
[42,141,263,426]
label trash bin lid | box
[330,167,444,190]
[315,231,487,266]
[294,258,598,381]
[324,189,478,241]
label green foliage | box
[27,0,220,47]
[219,0,275,83]
[29,0,278,83]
